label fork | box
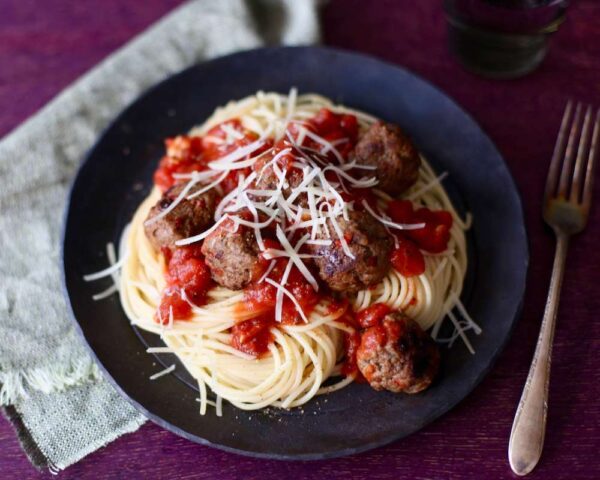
[508,101,599,476]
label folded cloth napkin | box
[0,0,320,471]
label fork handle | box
[508,233,570,476]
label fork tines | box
[546,101,600,210]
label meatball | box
[350,121,421,195]
[357,312,440,394]
[201,217,265,290]
[144,182,217,251]
[310,210,393,293]
[250,152,305,204]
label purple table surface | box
[1,0,599,478]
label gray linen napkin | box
[0,0,320,471]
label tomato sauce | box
[153,120,269,193]
[386,199,453,277]
[342,330,362,377]
[362,318,402,353]
[156,244,213,324]
[154,136,205,192]
[340,304,392,378]
[232,259,322,357]
[387,200,453,253]
[390,238,426,277]
[205,120,274,194]
[286,108,359,160]
[306,108,359,158]
[355,303,391,328]
[231,314,274,358]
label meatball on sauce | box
[356,311,440,394]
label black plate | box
[62,46,528,460]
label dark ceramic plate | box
[62,46,528,460]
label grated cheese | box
[84,260,124,282]
[453,294,482,335]
[275,228,318,290]
[175,214,231,246]
[296,124,345,164]
[207,138,265,170]
[92,284,118,301]
[221,122,245,141]
[167,305,174,329]
[265,277,309,323]
[446,310,475,354]
[144,172,202,226]
[147,347,175,353]
[149,364,176,380]
[84,240,124,302]
[283,87,298,135]
[361,200,426,231]
[273,259,293,322]
[326,209,355,259]
[187,171,228,199]
[305,239,332,246]
[258,260,276,283]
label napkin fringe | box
[0,357,101,405]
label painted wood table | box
[1,1,599,478]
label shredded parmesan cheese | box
[144,172,202,226]
[83,255,126,281]
[92,284,118,301]
[275,227,318,291]
[361,200,426,231]
[149,364,176,380]
[207,138,266,170]
[175,214,231,246]
[265,278,309,323]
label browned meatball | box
[357,312,440,394]
[144,183,217,251]
[250,152,305,204]
[350,121,421,195]
[201,217,266,290]
[310,210,393,293]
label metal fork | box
[508,101,600,476]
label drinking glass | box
[444,0,568,79]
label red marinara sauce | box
[156,245,213,324]
[204,119,273,194]
[355,303,391,328]
[287,108,359,160]
[342,329,363,378]
[341,303,391,378]
[153,120,270,193]
[387,199,454,277]
[231,259,321,357]
[307,108,359,158]
[153,136,205,193]
[231,314,274,358]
